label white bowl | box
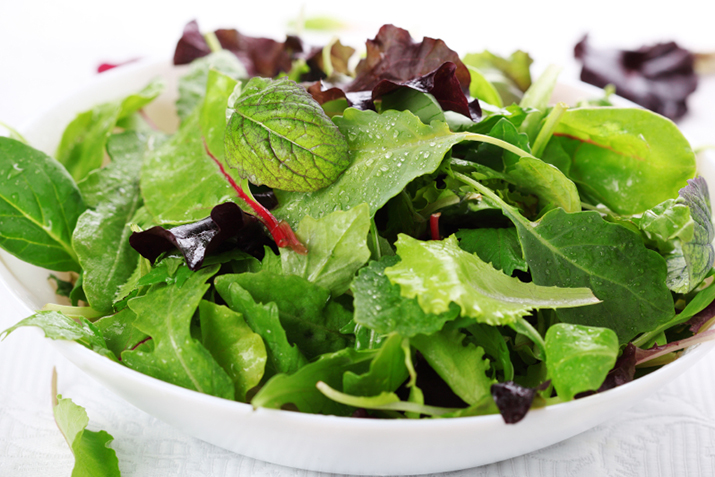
[1,58,714,476]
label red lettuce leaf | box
[129,202,268,270]
[687,298,715,333]
[490,381,537,424]
[574,36,698,120]
[173,20,212,65]
[347,24,470,94]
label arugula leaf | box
[281,203,371,296]
[543,107,696,215]
[1,310,114,360]
[457,173,675,343]
[176,50,247,122]
[140,107,240,225]
[455,227,527,276]
[251,347,375,415]
[274,108,465,227]
[351,256,460,337]
[217,271,353,359]
[53,394,121,477]
[122,265,234,399]
[224,77,349,192]
[385,234,599,325]
[94,307,146,359]
[214,277,307,377]
[342,333,409,397]
[72,131,157,313]
[199,300,267,401]
[664,177,715,293]
[545,323,618,401]
[411,323,494,406]
[56,78,164,181]
[0,137,85,272]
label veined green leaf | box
[53,395,121,477]
[122,265,234,399]
[274,108,465,227]
[281,203,371,296]
[225,77,349,192]
[0,137,85,271]
[545,323,618,401]
[385,234,599,325]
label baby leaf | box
[281,203,371,296]
[0,137,85,272]
[455,227,528,276]
[274,108,465,226]
[385,234,599,325]
[545,323,618,401]
[199,300,267,401]
[224,77,349,192]
[342,333,409,397]
[122,265,235,399]
[543,107,696,215]
[53,395,121,477]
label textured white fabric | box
[2,2,715,475]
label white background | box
[2,1,715,476]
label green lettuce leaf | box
[455,227,527,276]
[342,333,409,396]
[385,234,599,325]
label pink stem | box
[430,213,441,241]
[203,139,307,254]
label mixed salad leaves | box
[2,21,715,425]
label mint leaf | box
[351,256,460,337]
[281,203,371,296]
[274,108,465,226]
[122,265,235,399]
[199,300,267,401]
[545,323,618,401]
[0,137,85,272]
[53,395,121,477]
[385,234,599,325]
[225,77,349,192]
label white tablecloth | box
[2,1,715,475]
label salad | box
[2,21,715,429]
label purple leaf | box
[214,28,296,77]
[129,202,263,271]
[347,24,470,94]
[634,329,715,366]
[687,298,715,333]
[598,343,637,392]
[173,20,212,65]
[490,381,536,424]
[574,36,698,120]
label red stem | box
[430,213,441,241]
[203,139,307,254]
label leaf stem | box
[531,102,568,157]
[462,133,535,159]
[430,213,441,240]
[370,218,381,260]
[204,31,222,54]
[203,138,307,254]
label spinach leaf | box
[545,323,618,401]
[72,131,157,313]
[351,256,460,337]
[274,108,465,227]
[224,76,349,192]
[251,347,376,415]
[140,107,239,225]
[0,138,85,272]
[281,203,371,296]
[214,277,306,377]
[56,78,164,181]
[455,227,527,276]
[342,333,409,396]
[198,300,267,401]
[176,50,247,122]
[411,323,494,406]
[385,234,599,325]
[53,394,121,477]
[542,107,696,215]
[122,265,234,399]
[218,271,353,359]
[457,173,675,343]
